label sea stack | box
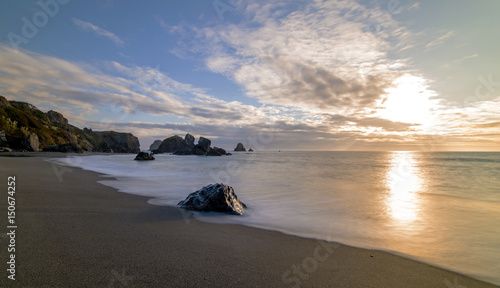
[134,152,155,160]
[234,143,246,152]
[149,140,162,151]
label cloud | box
[475,121,500,128]
[0,45,433,150]
[0,46,184,116]
[408,2,420,10]
[182,0,410,115]
[73,18,124,46]
[325,114,418,132]
[425,31,455,50]
[0,45,269,127]
[2,0,499,151]
[454,53,479,63]
[234,58,398,111]
[1,44,497,151]
[154,16,172,32]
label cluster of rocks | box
[150,134,231,156]
[0,131,40,152]
[178,183,247,215]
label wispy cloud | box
[154,16,178,33]
[73,18,124,46]
[0,45,268,128]
[188,0,407,115]
[408,2,420,10]
[454,53,479,63]
[425,31,455,50]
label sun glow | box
[378,75,437,126]
[385,151,423,224]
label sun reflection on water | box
[385,151,423,225]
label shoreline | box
[0,154,497,287]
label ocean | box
[51,151,500,285]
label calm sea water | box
[51,151,500,285]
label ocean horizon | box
[51,151,500,285]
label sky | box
[0,0,499,151]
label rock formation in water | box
[178,183,247,215]
[149,140,162,151]
[82,129,140,153]
[134,152,155,161]
[157,134,230,156]
[234,143,246,152]
[159,135,187,153]
[207,147,230,156]
[184,133,195,150]
[193,136,211,155]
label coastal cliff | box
[0,96,140,153]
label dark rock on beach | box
[248,148,254,152]
[234,143,246,152]
[178,183,247,215]
[22,133,39,151]
[134,152,155,161]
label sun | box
[377,74,438,126]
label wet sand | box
[0,154,497,287]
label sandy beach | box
[0,154,497,287]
